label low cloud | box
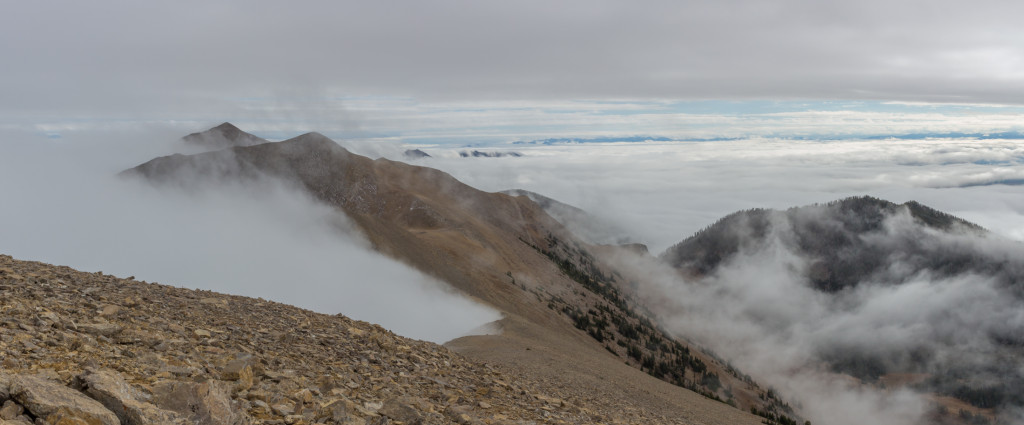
[0,126,500,343]
[599,208,1024,425]
[418,138,1024,252]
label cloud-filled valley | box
[0,127,500,343]
[405,137,1024,424]
[412,137,1024,252]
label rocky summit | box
[0,254,740,425]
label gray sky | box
[3,0,1024,122]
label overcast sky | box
[3,0,1024,129]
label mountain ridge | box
[122,124,792,423]
[662,195,990,290]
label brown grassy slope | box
[124,131,772,424]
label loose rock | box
[8,374,119,425]
[80,368,187,425]
[150,380,249,425]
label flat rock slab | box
[80,369,187,425]
[150,380,249,425]
[8,374,119,425]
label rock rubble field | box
[0,254,654,425]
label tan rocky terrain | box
[0,254,761,424]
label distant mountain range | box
[403,148,431,159]
[513,131,1024,145]
[458,150,522,158]
[514,136,674,145]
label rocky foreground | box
[0,254,661,425]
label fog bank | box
[0,127,500,343]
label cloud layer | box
[414,138,1024,252]
[3,1,1024,123]
[0,127,500,343]
[414,138,1024,424]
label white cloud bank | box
[414,137,1024,252]
[0,127,500,343]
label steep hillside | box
[2,254,714,424]
[121,125,789,423]
[500,189,636,246]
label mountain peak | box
[182,122,269,149]
[275,132,347,154]
[212,121,240,131]
[290,131,333,143]
[663,196,988,290]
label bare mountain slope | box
[3,253,714,424]
[122,125,791,424]
[500,189,637,246]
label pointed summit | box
[182,122,269,149]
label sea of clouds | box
[412,138,1024,252]
[413,137,1024,425]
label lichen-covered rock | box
[0,400,25,420]
[0,373,11,400]
[315,398,365,424]
[220,354,257,393]
[77,323,123,338]
[377,398,423,425]
[150,380,249,425]
[0,417,34,425]
[79,369,187,425]
[8,374,119,425]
